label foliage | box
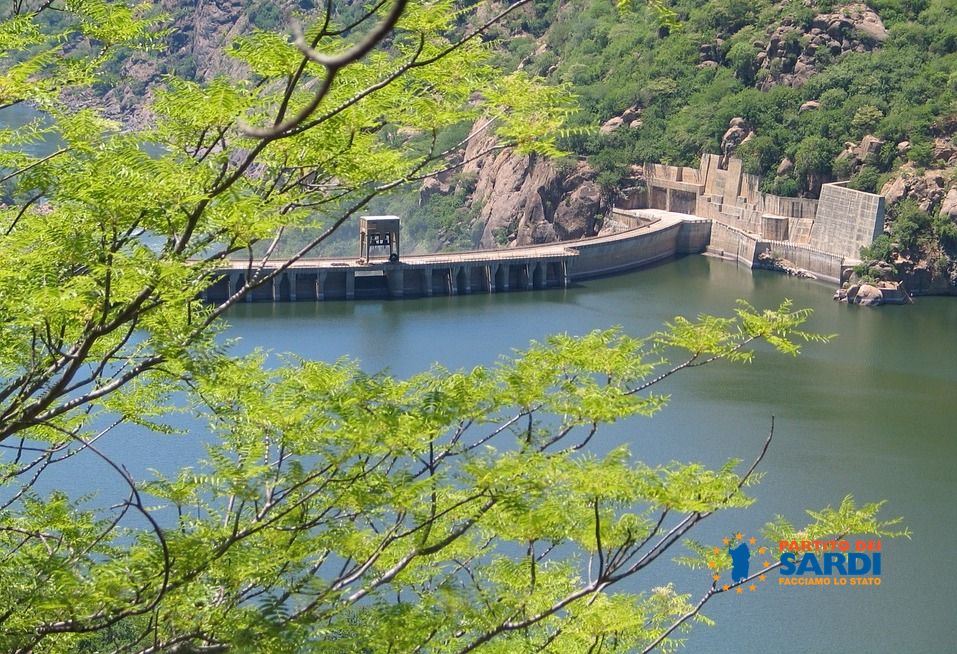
[889,199,933,250]
[0,1,907,652]
[0,286,905,653]
[848,165,882,193]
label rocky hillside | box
[418,126,604,248]
[66,0,303,127]
[47,0,957,290]
[428,0,957,291]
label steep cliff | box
[421,126,604,249]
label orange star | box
[713,547,720,554]
[763,561,770,567]
[722,584,729,591]
[736,533,743,540]
[723,537,730,544]
[749,584,756,591]
[759,547,766,553]
[749,537,756,544]
[736,587,743,593]
[759,575,766,581]
[708,561,715,567]
[713,575,720,581]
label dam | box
[206,153,886,302]
[204,212,712,302]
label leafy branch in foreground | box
[0,0,573,449]
[0,303,903,653]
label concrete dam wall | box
[205,214,711,302]
[207,154,881,302]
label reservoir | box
[4,101,953,650]
[225,254,955,652]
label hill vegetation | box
[490,0,957,288]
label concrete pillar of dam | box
[317,271,327,300]
[485,265,494,293]
[562,260,572,288]
[289,272,297,301]
[385,268,404,298]
[452,266,470,294]
[231,273,251,302]
[345,270,355,300]
[420,268,433,296]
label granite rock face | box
[880,163,954,215]
[64,0,261,126]
[696,3,890,91]
[454,126,603,248]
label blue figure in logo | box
[728,541,750,583]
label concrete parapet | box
[568,214,686,278]
[758,241,843,284]
[609,208,645,229]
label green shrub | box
[848,166,881,193]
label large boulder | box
[720,118,751,167]
[853,284,884,306]
[552,180,602,240]
[940,189,957,220]
[859,134,885,163]
[600,116,624,134]
[881,176,909,206]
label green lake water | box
[226,254,957,652]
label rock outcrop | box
[720,117,753,168]
[756,249,817,279]
[835,134,885,177]
[600,105,642,134]
[436,125,603,249]
[880,163,951,215]
[700,3,889,90]
[64,0,259,126]
[834,280,913,305]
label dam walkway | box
[203,211,712,302]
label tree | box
[793,135,835,196]
[0,1,904,652]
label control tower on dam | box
[203,212,711,302]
